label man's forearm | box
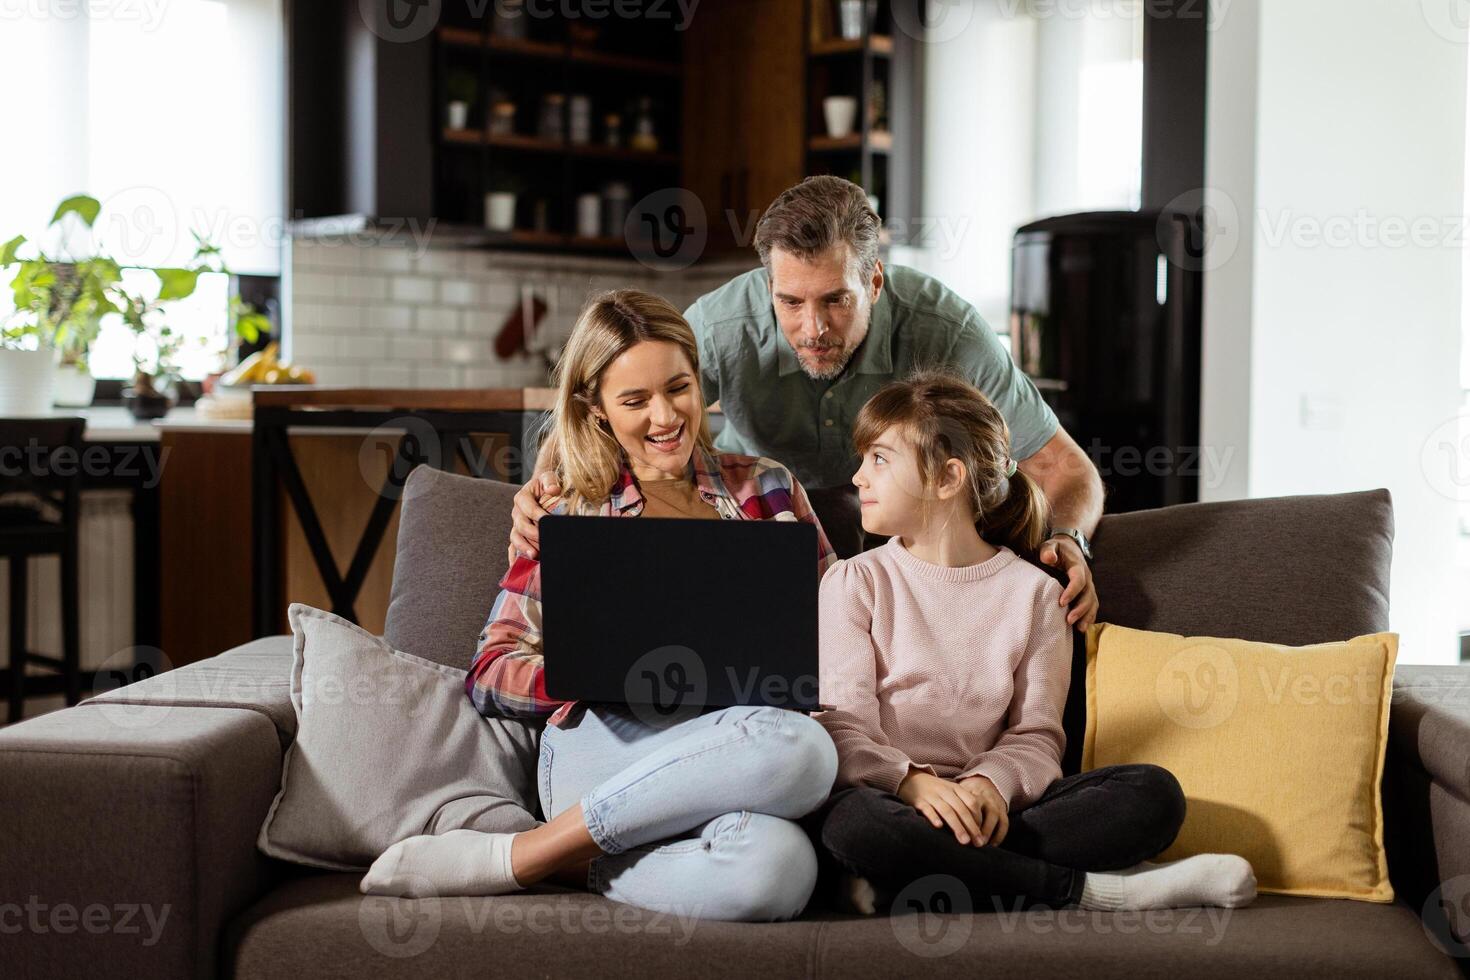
[1041,460,1103,537]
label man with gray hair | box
[513,175,1103,630]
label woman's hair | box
[852,369,1050,554]
[548,288,715,509]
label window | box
[0,0,283,379]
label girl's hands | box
[897,769,994,847]
[957,775,1010,847]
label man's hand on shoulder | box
[509,470,562,561]
[1039,535,1098,631]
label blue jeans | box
[538,703,838,922]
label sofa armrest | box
[0,701,285,980]
[1386,665,1470,953]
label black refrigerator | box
[1010,210,1203,513]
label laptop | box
[539,515,821,714]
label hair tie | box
[1004,458,1017,477]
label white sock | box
[359,829,524,898]
[1078,854,1257,911]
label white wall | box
[1202,0,1468,663]
[900,0,1142,330]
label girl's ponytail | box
[978,465,1050,556]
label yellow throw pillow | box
[1083,623,1398,902]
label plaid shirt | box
[467,447,838,726]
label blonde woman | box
[361,289,839,922]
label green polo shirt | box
[685,265,1058,490]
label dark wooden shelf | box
[570,46,680,76]
[809,131,893,153]
[437,27,678,76]
[811,35,893,57]
[442,129,679,164]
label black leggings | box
[812,764,1186,908]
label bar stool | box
[0,418,84,723]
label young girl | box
[814,369,1256,913]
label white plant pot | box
[823,96,859,139]
[485,192,518,232]
[53,363,96,407]
[0,348,57,417]
[447,100,470,130]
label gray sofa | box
[3,468,1468,978]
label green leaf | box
[51,195,102,228]
[154,267,199,301]
[0,235,25,267]
[234,310,269,344]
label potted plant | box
[446,68,478,131]
[1,195,119,415]
[1,196,272,418]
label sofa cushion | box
[1061,489,1394,772]
[257,605,541,871]
[384,466,518,670]
[1084,624,1397,901]
[1087,489,1393,644]
[221,873,1458,979]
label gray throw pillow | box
[257,604,541,871]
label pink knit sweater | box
[815,537,1072,810]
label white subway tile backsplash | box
[391,276,437,303]
[367,306,414,332]
[367,364,414,387]
[439,280,482,307]
[415,308,461,334]
[414,366,459,387]
[288,240,745,389]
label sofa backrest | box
[384,466,519,669]
[384,468,1397,760]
